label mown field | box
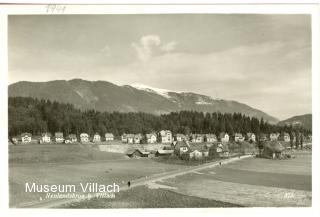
[157,151,312,207]
[9,144,187,207]
[59,186,241,208]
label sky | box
[8,14,311,120]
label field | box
[9,143,312,208]
[156,151,312,207]
[9,144,187,207]
[59,186,241,208]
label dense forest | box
[8,97,311,138]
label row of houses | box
[121,131,251,144]
[126,140,230,160]
[12,131,312,145]
[12,132,115,144]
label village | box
[10,130,312,161]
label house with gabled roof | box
[93,133,101,143]
[246,133,256,142]
[205,134,217,143]
[234,133,245,142]
[55,132,64,143]
[146,133,157,143]
[190,134,204,143]
[219,132,229,143]
[105,133,114,141]
[175,134,187,142]
[173,140,191,156]
[159,130,173,143]
[155,149,174,157]
[68,134,77,143]
[280,132,290,142]
[126,149,150,158]
[21,133,32,143]
[41,132,51,143]
[270,133,280,141]
[80,133,89,143]
[126,134,135,144]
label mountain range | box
[278,114,312,131]
[8,79,279,123]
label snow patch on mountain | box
[195,97,213,105]
[130,83,177,99]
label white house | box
[270,133,280,141]
[146,133,157,143]
[121,134,127,143]
[219,132,229,143]
[191,134,204,143]
[234,133,245,142]
[160,130,173,143]
[68,134,77,143]
[80,133,89,143]
[246,133,256,142]
[205,134,217,143]
[175,134,187,142]
[134,134,142,144]
[21,133,32,143]
[126,134,134,144]
[281,132,290,142]
[41,132,51,143]
[105,133,114,141]
[189,150,203,159]
[55,132,64,143]
[93,133,101,143]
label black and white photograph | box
[1,2,319,213]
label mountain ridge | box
[278,114,312,131]
[8,79,279,123]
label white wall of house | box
[21,136,31,143]
[42,135,51,143]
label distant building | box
[146,133,157,143]
[189,150,203,160]
[21,133,32,143]
[12,137,19,144]
[93,133,101,143]
[190,134,204,143]
[234,133,245,142]
[126,134,135,144]
[280,132,290,142]
[155,149,174,157]
[307,134,312,142]
[205,134,217,143]
[246,133,256,142]
[160,130,173,143]
[219,132,229,143]
[134,134,142,144]
[210,143,229,158]
[259,133,268,142]
[175,134,187,142]
[80,133,89,143]
[55,132,64,143]
[41,132,51,143]
[121,134,127,143]
[68,134,77,143]
[270,133,279,141]
[105,133,114,141]
[126,149,150,158]
[173,140,191,155]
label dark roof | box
[55,132,63,138]
[21,133,32,137]
[174,140,191,150]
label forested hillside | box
[8,97,310,138]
